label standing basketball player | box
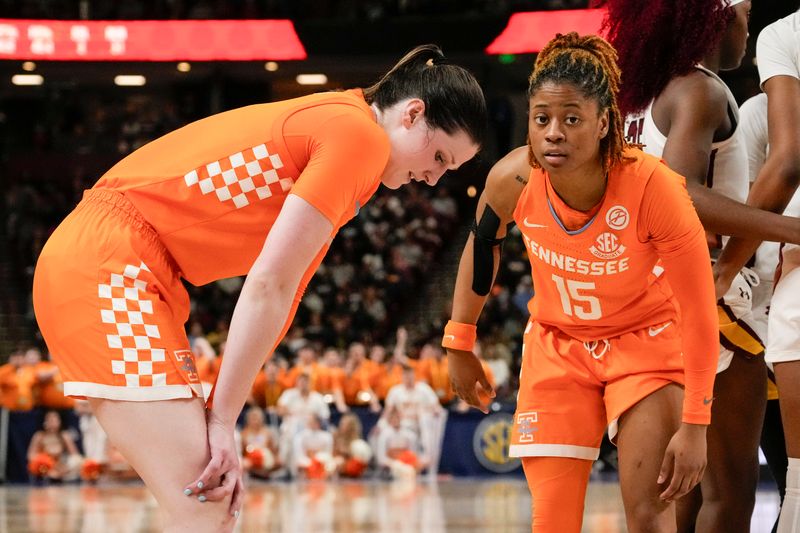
[32,45,487,532]
[602,1,797,529]
[715,8,800,533]
[445,33,718,532]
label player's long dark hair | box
[363,44,488,148]
[597,0,733,117]
[527,32,627,172]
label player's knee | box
[624,500,672,533]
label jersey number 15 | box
[552,274,602,320]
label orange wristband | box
[442,320,477,352]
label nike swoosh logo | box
[444,335,456,341]
[522,218,547,228]
[648,322,672,337]
[703,396,714,405]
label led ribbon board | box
[0,19,307,60]
[486,9,607,54]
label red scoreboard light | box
[486,9,607,55]
[0,19,307,61]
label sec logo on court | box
[473,413,522,473]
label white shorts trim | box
[508,443,599,460]
[64,382,200,401]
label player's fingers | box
[184,456,223,495]
[229,475,245,518]
[459,382,482,411]
[656,448,673,486]
[201,468,238,502]
[478,373,495,399]
[659,471,683,501]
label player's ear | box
[401,99,426,130]
[598,108,609,139]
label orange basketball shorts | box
[32,189,203,401]
[509,319,684,460]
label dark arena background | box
[0,1,798,531]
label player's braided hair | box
[597,0,732,117]
[527,32,627,172]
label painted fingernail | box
[198,495,207,503]
[197,481,204,489]
[234,510,240,519]
[183,488,192,496]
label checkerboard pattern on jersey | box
[98,262,168,387]
[183,143,294,209]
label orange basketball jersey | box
[94,89,390,287]
[514,149,690,341]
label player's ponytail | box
[363,44,488,148]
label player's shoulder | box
[616,147,683,189]
[488,145,531,182]
[484,146,531,217]
[663,70,728,118]
[759,10,800,47]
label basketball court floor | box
[0,477,781,532]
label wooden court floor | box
[0,478,782,532]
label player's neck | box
[699,53,721,74]
[548,162,607,212]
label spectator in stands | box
[27,410,82,482]
[276,372,330,472]
[74,400,107,476]
[240,407,279,480]
[284,345,319,389]
[0,348,34,412]
[249,359,286,414]
[343,343,381,411]
[384,365,446,475]
[417,341,454,406]
[333,413,372,478]
[293,414,336,480]
[376,406,423,480]
[32,350,75,411]
[315,348,348,413]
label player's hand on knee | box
[184,411,244,517]
[447,349,495,414]
[657,423,707,502]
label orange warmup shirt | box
[314,366,346,394]
[514,149,718,424]
[418,357,454,403]
[34,362,75,410]
[0,364,34,411]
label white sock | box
[778,458,800,533]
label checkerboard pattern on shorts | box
[98,262,168,387]
[183,143,294,208]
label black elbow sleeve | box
[470,206,505,296]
